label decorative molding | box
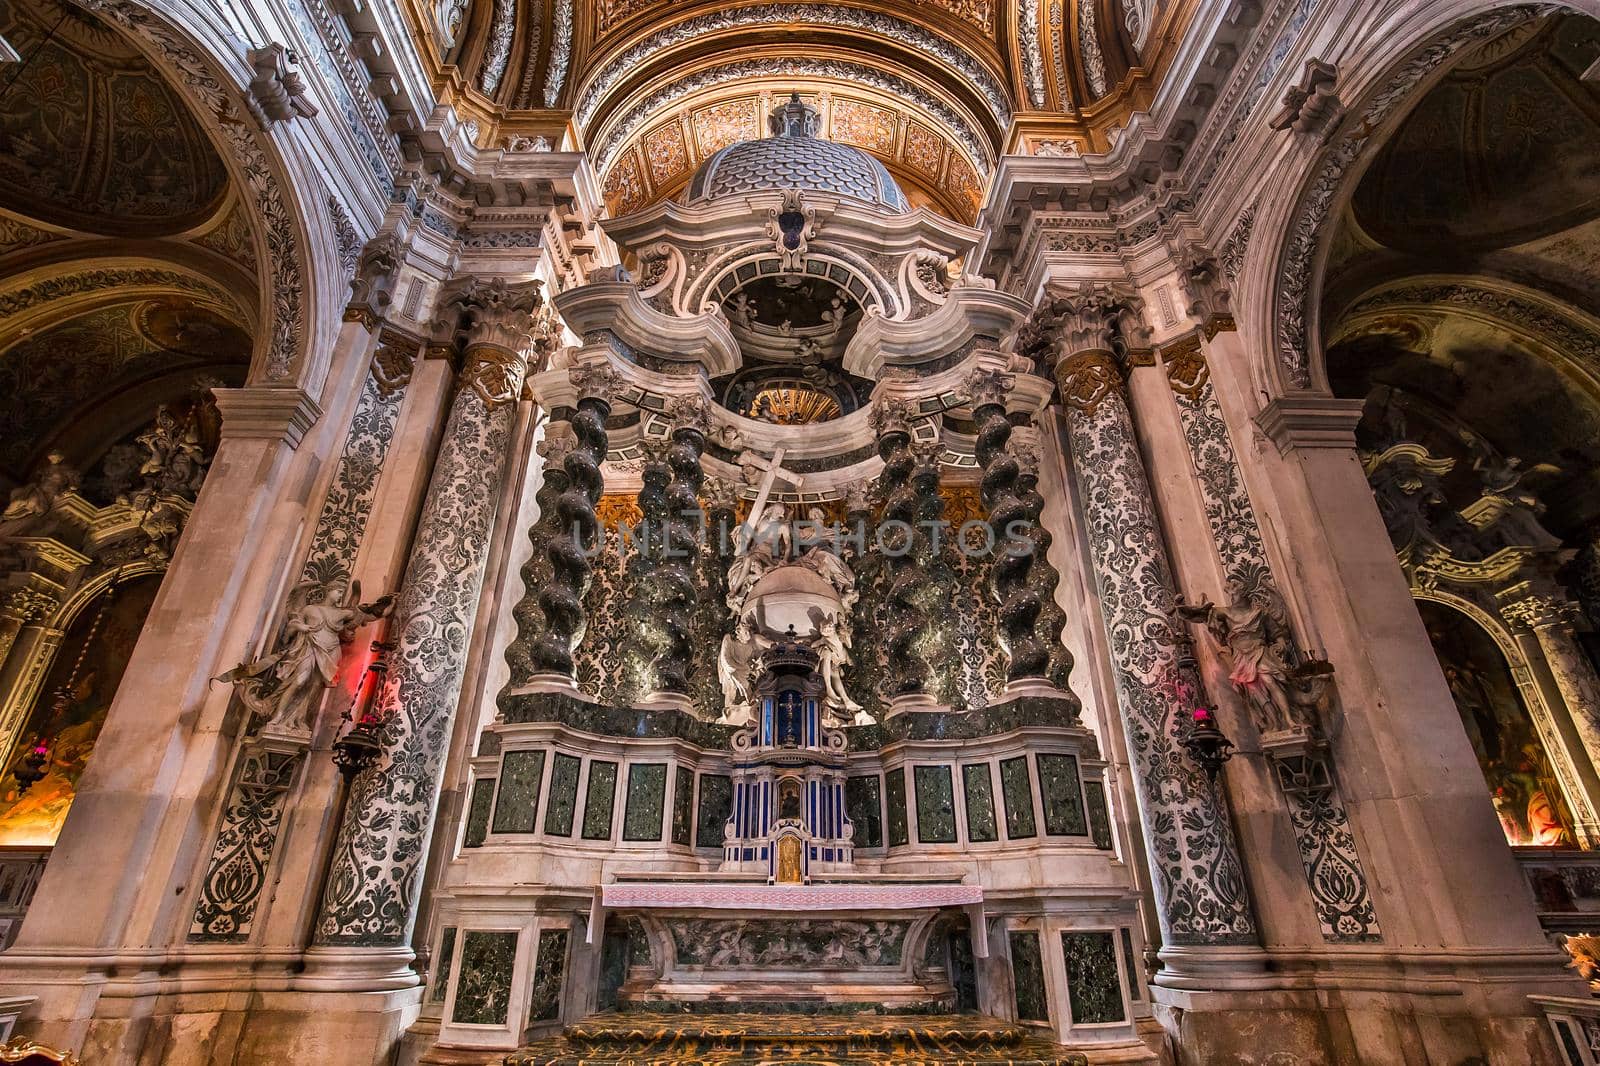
[212,387,323,448]
[1255,395,1366,454]
[1078,0,1109,99]
[479,0,515,95]
[188,747,303,941]
[1018,0,1046,109]
[543,0,573,107]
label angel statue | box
[809,608,866,724]
[1,451,79,534]
[216,579,394,736]
[796,506,859,611]
[726,502,789,613]
[717,617,758,725]
[1176,581,1328,736]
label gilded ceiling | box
[424,0,1174,220]
[0,0,229,237]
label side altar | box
[405,98,1157,1065]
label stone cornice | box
[213,387,323,449]
[553,281,740,377]
[1255,394,1365,454]
[842,284,1032,378]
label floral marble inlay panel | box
[188,749,302,941]
[623,762,667,842]
[999,756,1036,839]
[847,774,883,848]
[671,765,694,846]
[464,777,495,848]
[1037,753,1087,837]
[492,749,545,834]
[886,767,909,847]
[1060,930,1124,1024]
[696,773,732,848]
[583,761,619,840]
[1009,929,1048,1022]
[915,765,958,844]
[529,928,569,1023]
[544,753,581,836]
[452,930,519,1025]
[962,764,998,843]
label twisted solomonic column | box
[871,398,935,709]
[1044,283,1259,948]
[504,423,574,688]
[530,363,619,678]
[314,277,543,948]
[967,367,1049,684]
[653,396,708,705]
[628,438,672,685]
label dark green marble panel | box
[529,928,569,1023]
[1038,753,1087,836]
[452,930,518,1025]
[999,757,1036,840]
[582,761,618,840]
[464,776,495,848]
[962,763,998,843]
[623,762,668,842]
[671,765,694,846]
[846,774,883,849]
[1009,930,1049,1023]
[1119,926,1141,1001]
[1061,930,1125,1024]
[1084,778,1112,849]
[696,774,732,848]
[914,765,957,844]
[492,749,545,834]
[885,767,909,847]
[544,752,581,837]
[431,926,456,1003]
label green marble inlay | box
[431,926,457,1003]
[582,761,618,840]
[1085,778,1112,849]
[885,767,909,847]
[1038,753,1087,836]
[452,930,519,1025]
[464,776,495,848]
[492,749,545,834]
[671,765,694,846]
[1119,926,1141,1001]
[1009,929,1049,1022]
[846,774,883,849]
[623,762,668,842]
[1061,930,1125,1024]
[999,756,1036,840]
[914,764,957,844]
[962,763,998,843]
[696,774,732,848]
[544,752,581,836]
[529,928,569,1023]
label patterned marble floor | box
[505,1012,1090,1065]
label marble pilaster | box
[1503,593,1600,777]
[1048,291,1258,950]
[313,278,542,949]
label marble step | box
[505,1012,1089,1065]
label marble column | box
[870,398,935,709]
[1504,593,1600,774]
[655,396,707,703]
[529,365,617,679]
[313,278,542,951]
[630,439,672,693]
[1048,290,1258,951]
[967,368,1048,683]
[503,423,575,690]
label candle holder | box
[13,739,49,794]
[1182,705,1235,782]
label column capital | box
[1,586,59,623]
[1502,594,1581,632]
[963,366,1016,411]
[1036,280,1143,361]
[570,361,623,405]
[432,277,546,358]
[1172,246,1235,337]
[662,393,710,436]
[212,386,322,448]
[868,395,921,438]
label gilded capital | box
[1502,595,1579,631]
[1036,281,1140,363]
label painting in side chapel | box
[1419,601,1577,848]
[0,575,162,846]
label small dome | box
[683,93,909,213]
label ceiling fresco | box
[0,0,230,237]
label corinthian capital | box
[1503,595,1579,631]
[1038,281,1144,363]
[964,367,1015,411]
[434,277,545,356]
[869,396,919,438]
[569,362,622,405]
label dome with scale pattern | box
[682,93,910,213]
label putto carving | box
[1268,59,1341,135]
[245,43,319,125]
[347,234,405,324]
[1,451,80,534]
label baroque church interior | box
[0,0,1599,1062]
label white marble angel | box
[796,506,859,611]
[717,618,758,725]
[809,608,864,720]
[217,578,394,735]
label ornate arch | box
[69,0,319,387]
[1264,1,1598,394]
